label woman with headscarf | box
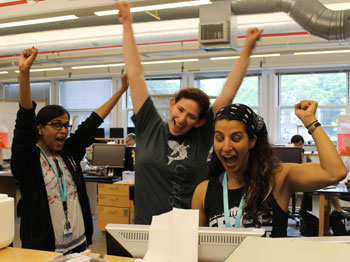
[192,100,346,237]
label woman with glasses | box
[11,47,129,253]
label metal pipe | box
[231,0,350,40]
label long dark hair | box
[207,113,281,225]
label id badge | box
[62,219,73,237]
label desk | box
[225,236,350,262]
[314,186,350,236]
[0,247,135,262]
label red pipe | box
[0,0,45,8]
[0,31,309,59]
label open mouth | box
[223,155,237,166]
[173,119,185,132]
[56,137,66,146]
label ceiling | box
[1,0,350,81]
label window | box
[127,77,181,127]
[197,75,260,110]
[60,79,113,137]
[279,72,347,142]
[4,82,50,100]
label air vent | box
[199,1,237,51]
[120,231,149,241]
[199,234,244,245]
[199,21,230,44]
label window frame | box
[59,77,114,136]
[277,70,350,143]
[195,72,261,114]
[126,75,182,127]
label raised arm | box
[285,100,346,192]
[19,47,38,109]
[117,1,149,115]
[94,73,129,119]
[211,28,263,115]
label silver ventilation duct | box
[231,0,350,40]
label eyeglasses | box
[46,121,72,131]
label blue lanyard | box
[223,172,245,228]
[37,144,67,202]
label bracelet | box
[308,122,321,135]
[305,120,318,129]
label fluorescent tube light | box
[0,71,8,74]
[251,54,280,58]
[211,53,280,60]
[72,59,198,69]
[294,50,350,55]
[72,63,125,69]
[141,58,198,65]
[0,15,78,29]
[95,0,211,16]
[15,67,64,73]
[210,56,239,61]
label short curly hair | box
[172,88,210,120]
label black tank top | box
[204,177,288,237]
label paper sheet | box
[143,208,199,262]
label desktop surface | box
[225,236,350,262]
[314,186,350,194]
[0,247,135,262]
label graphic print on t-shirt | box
[209,206,240,227]
[167,140,190,165]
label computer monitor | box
[124,146,135,171]
[127,127,135,135]
[110,128,124,138]
[95,128,105,138]
[91,143,125,168]
[272,146,302,164]
[105,224,265,261]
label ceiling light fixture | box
[15,67,64,73]
[141,58,199,65]
[0,71,8,74]
[71,59,199,70]
[210,56,239,61]
[210,53,280,60]
[294,50,350,55]
[72,63,125,69]
[251,54,280,58]
[95,0,211,16]
[0,15,78,29]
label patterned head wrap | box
[214,104,267,136]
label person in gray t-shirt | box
[117,1,263,224]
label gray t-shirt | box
[132,97,214,224]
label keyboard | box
[84,175,121,183]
